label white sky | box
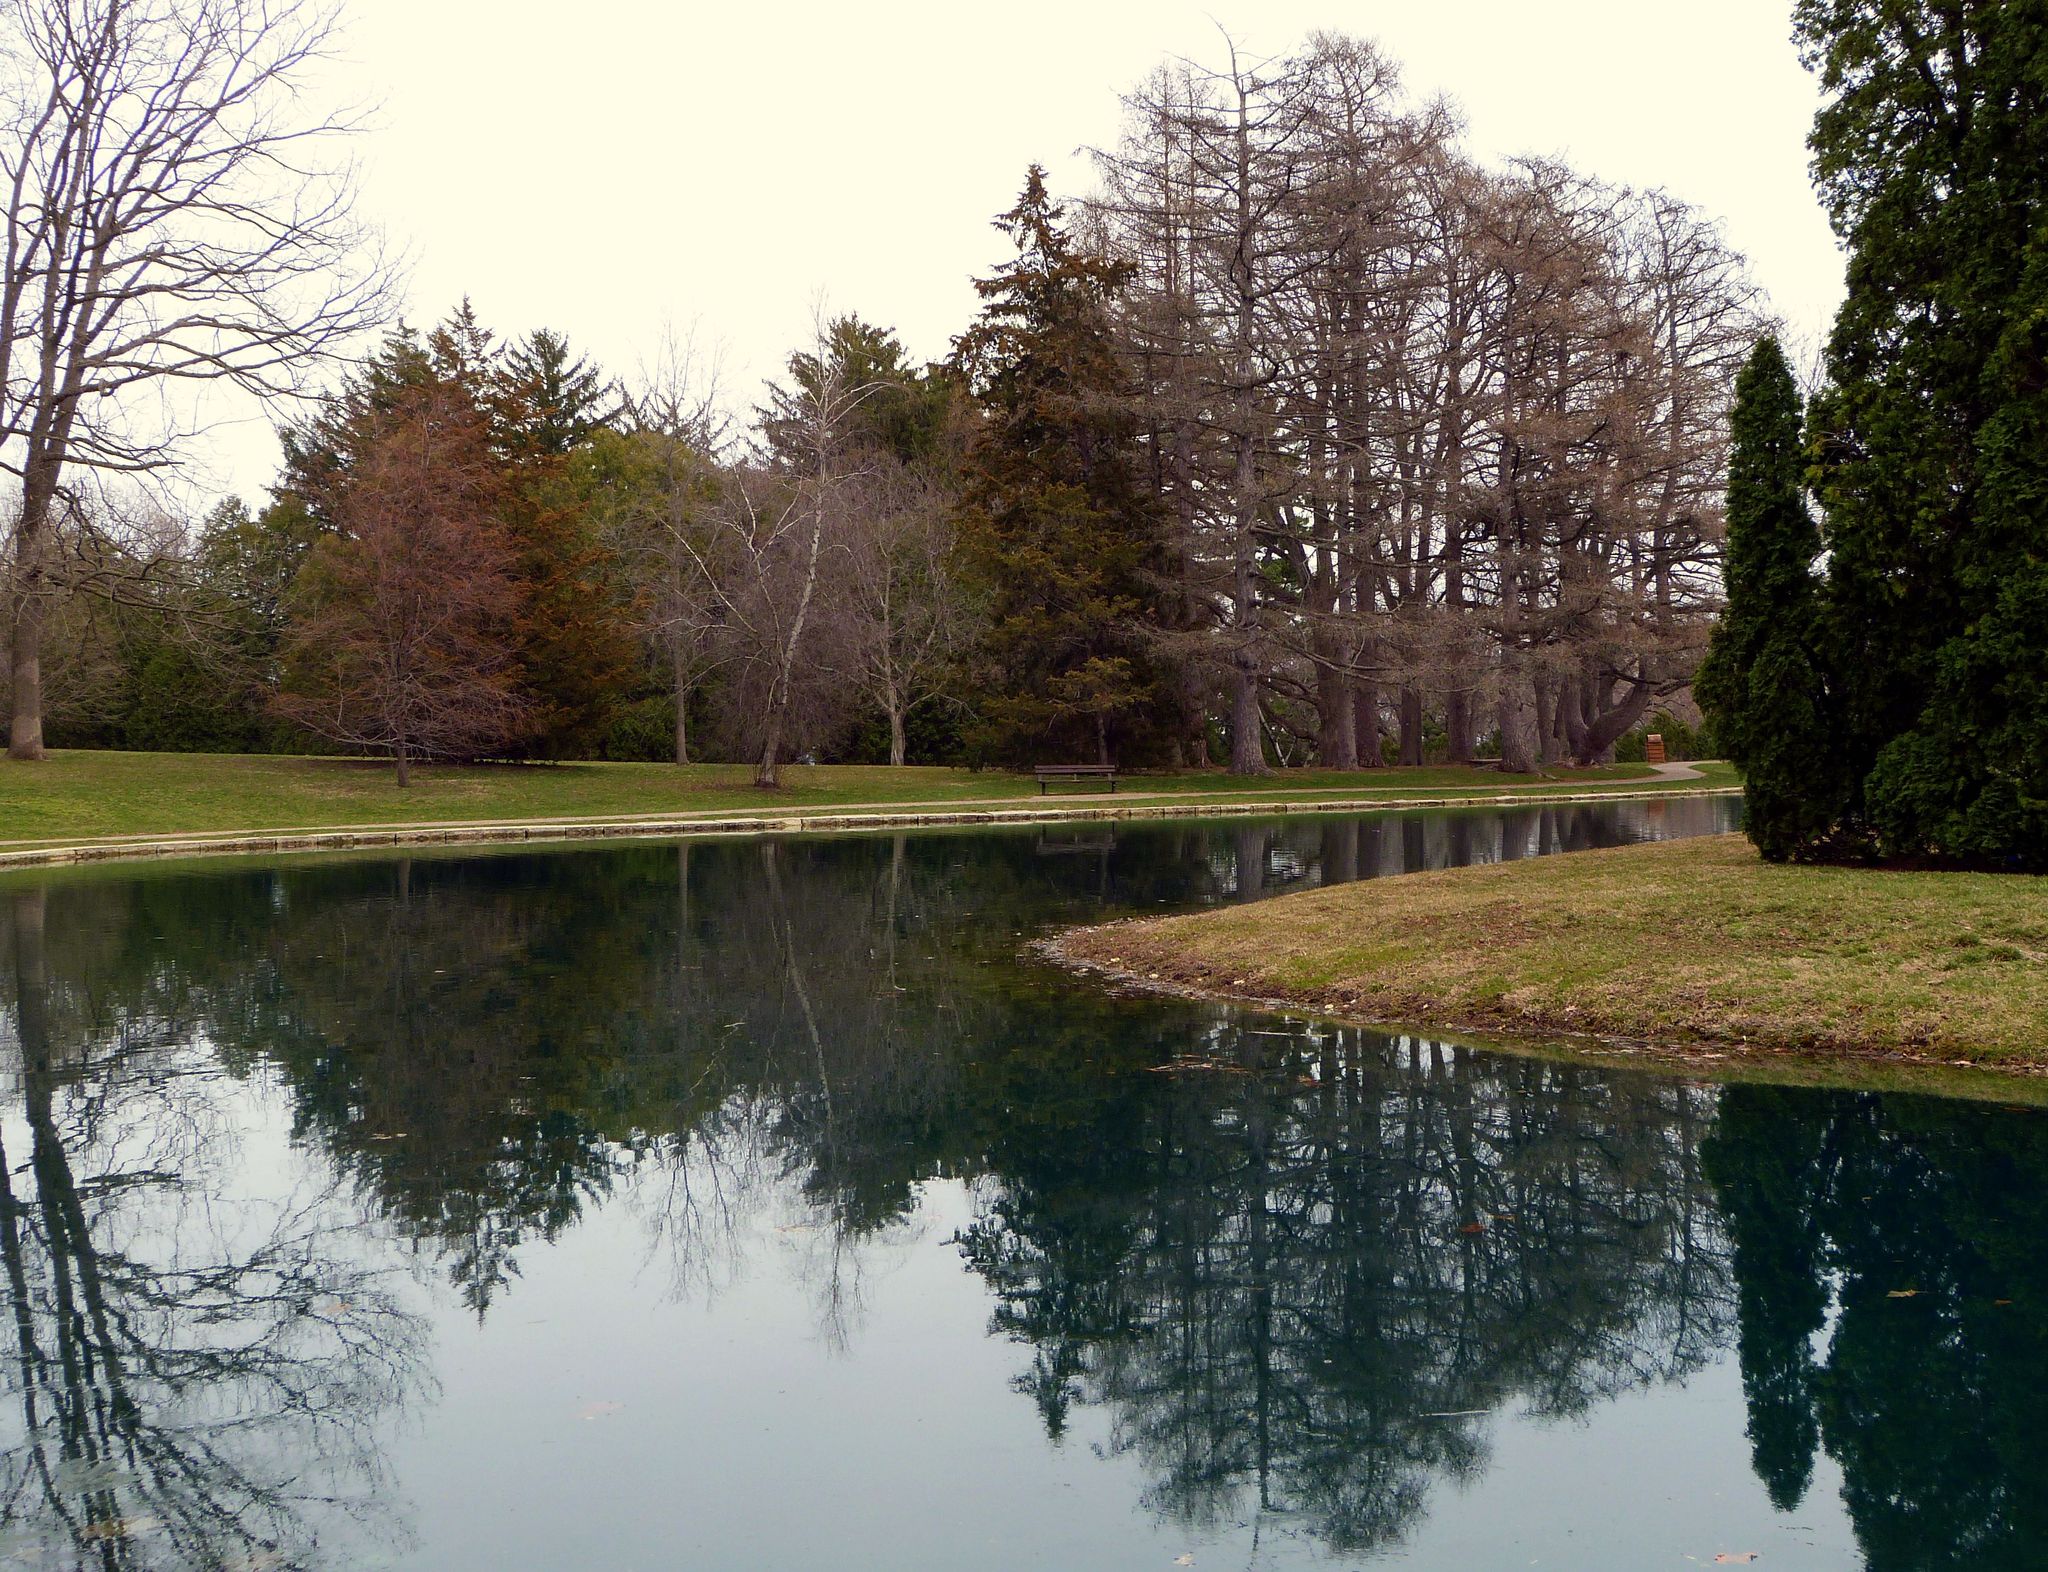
[189,0,1844,507]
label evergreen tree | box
[495,329,636,758]
[950,167,1180,766]
[1799,0,2048,863]
[1695,337,1836,860]
[278,308,635,759]
[758,314,952,470]
[504,328,616,460]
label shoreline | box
[0,782,1739,871]
[1039,932,2048,1096]
[1044,834,2048,1087]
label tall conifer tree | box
[1799,0,2048,863]
[1697,337,1834,861]
[951,168,1180,766]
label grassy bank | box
[1054,833,2048,1071]
[0,749,1725,847]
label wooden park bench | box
[1034,763,1119,795]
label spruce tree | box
[1696,336,1836,860]
[950,168,1180,766]
[1799,0,2048,863]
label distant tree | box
[952,167,1179,768]
[1695,337,1836,860]
[277,308,636,760]
[579,425,728,764]
[765,315,975,767]
[496,334,638,758]
[504,328,617,459]
[275,377,530,784]
[1798,0,2048,863]
[843,458,973,766]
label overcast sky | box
[194,0,1844,505]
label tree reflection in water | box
[1706,1087,2048,1570]
[958,1024,1732,1552]
[1,801,2041,1568]
[0,889,428,1571]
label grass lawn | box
[0,750,1727,846]
[1055,832,2048,1071]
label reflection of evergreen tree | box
[1708,1090,2048,1569]
[1701,1086,1835,1510]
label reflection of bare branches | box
[0,887,428,1571]
[962,1021,1733,1556]
[634,1092,775,1306]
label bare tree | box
[1,0,388,760]
[585,331,740,765]
[1094,33,1759,774]
[841,461,969,766]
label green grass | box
[0,749,1727,846]
[1057,832,2048,1070]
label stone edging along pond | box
[0,784,1741,870]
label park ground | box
[1052,833,2048,1077]
[0,749,1730,851]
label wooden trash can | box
[1645,734,1667,765]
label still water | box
[1,796,2042,1571]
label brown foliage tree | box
[274,379,530,784]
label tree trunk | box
[1398,686,1425,767]
[757,497,828,791]
[6,468,58,762]
[671,643,691,766]
[889,701,908,768]
[6,590,46,762]
[1317,658,1357,769]
[1573,675,1657,766]
[1533,676,1561,767]
[1498,674,1537,775]
[1229,662,1265,773]
[395,738,412,788]
[755,717,784,789]
[1446,688,1474,765]
[1354,678,1385,768]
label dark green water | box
[1,796,2042,1571]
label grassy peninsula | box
[1056,833,2048,1072]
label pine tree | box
[504,329,616,460]
[496,329,635,758]
[1695,337,1836,860]
[951,167,1180,766]
[1799,0,2048,863]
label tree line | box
[0,7,1766,782]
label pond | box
[1,795,2042,1570]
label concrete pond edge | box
[0,784,1742,870]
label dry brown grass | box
[1056,833,2048,1069]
